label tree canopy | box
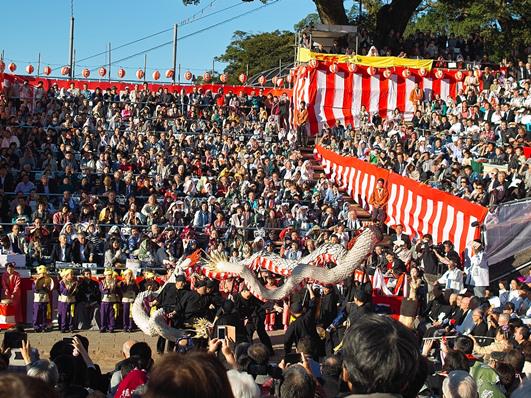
[215,30,294,85]
[184,0,529,63]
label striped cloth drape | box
[314,145,488,254]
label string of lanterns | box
[0,60,300,87]
[303,58,477,81]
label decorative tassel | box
[46,303,52,320]
[150,305,157,317]
[113,303,119,319]
[70,303,75,318]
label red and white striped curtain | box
[292,64,472,135]
[314,145,488,254]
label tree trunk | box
[375,0,422,48]
[314,0,348,25]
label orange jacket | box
[369,187,389,208]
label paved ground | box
[1,328,287,373]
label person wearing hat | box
[1,262,23,324]
[33,265,54,332]
[120,269,139,332]
[233,284,274,355]
[99,268,119,333]
[58,269,78,333]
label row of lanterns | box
[304,59,478,81]
[1,60,293,87]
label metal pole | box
[279,58,282,77]
[73,49,76,79]
[212,59,215,75]
[178,63,181,84]
[172,24,178,84]
[69,16,75,79]
[108,43,111,82]
[143,54,147,82]
[37,53,41,77]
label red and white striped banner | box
[292,64,471,134]
[314,145,488,254]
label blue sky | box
[2,0,320,79]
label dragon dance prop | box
[132,227,381,340]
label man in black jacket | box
[71,232,95,264]
[75,270,101,330]
[234,285,273,354]
[284,284,321,356]
[50,233,72,262]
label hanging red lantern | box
[43,66,52,76]
[276,77,284,87]
[329,63,337,73]
[152,70,161,80]
[165,69,174,79]
[61,66,70,76]
[258,75,266,86]
[219,73,228,83]
[239,73,247,84]
[203,72,212,82]
[418,68,427,77]
[435,69,444,79]
[118,68,126,78]
[184,70,193,81]
[308,58,318,69]
[25,64,34,74]
[0,60,5,73]
[82,68,90,78]
[402,68,411,78]
[348,63,357,73]
[98,67,107,77]
[455,70,463,81]
[136,69,145,80]
[367,66,376,76]
[9,63,17,73]
[383,69,391,79]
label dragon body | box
[132,227,381,340]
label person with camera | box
[415,234,440,299]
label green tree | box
[215,30,294,85]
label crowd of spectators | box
[0,47,531,397]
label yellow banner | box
[297,48,433,71]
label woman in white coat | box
[464,240,489,297]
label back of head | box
[27,359,59,386]
[296,336,313,357]
[454,336,474,355]
[503,349,524,374]
[443,350,470,373]
[441,370,478,398]
[0,373,57,398]
[342,314,422,395]
[129,341,152,370]
[247,343,270,365]
[226,370,260,398]
[280,365,315,398]
[144,351,234,398]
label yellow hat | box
[36,265,47,275]
[104,268,114,276]
[144,271,155,279]
[121,269,133,277]
[59,269,74,278]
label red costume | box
[2,270,23,323]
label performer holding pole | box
[120,269,139,332]
[33,265,54,332]
[58,269,78,333]
[100,268,119,333]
